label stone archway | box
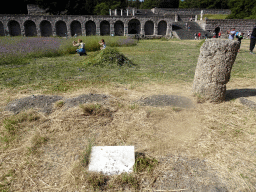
[8,20,21,36]
[56,20,67,37]
[40,20,52,37]
[114,21,124,36]
[100,20,110,36]
[158,20,167,36]
[71,20,82,36]
[145,20,154,35]
[128,19,140,34]
[85,20,96,36]
[0,21,4,36]
[24,20,37,36]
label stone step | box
[173,21,213,39]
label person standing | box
[198,32,201,40]
[250,26,256,54]
[194,33,198,40]
[228,28,236,40]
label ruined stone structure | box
[0,4,232,38]
[1,5,254,39]
[192,39,240,102]
[0,14,172,37]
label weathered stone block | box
[192,39,240,102]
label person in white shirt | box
[228,28,236,40]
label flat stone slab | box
[88,146,135,175]
[139,95,194,108]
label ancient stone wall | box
[205,19,256,35]
[0,14,172,37]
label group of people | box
[72,39,106,56]
[228,27,256,54]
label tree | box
[141,0,179,9]
[179,0,228,9]
[227,0,256,19]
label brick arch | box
[55,20,67,37]
[144,20,154,35]
[128,19,140,34]
[158,20,167,36]
[85,20,96,36]
[71,20,82,36]
[8,20,21,36]
[24,20,37,36]
[40,20,52,37]
[100,20,110,36]
[0,21,4,36]
[114,20,124,36]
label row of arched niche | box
[0,19,168,37]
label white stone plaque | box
[88,146,135,175]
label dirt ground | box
[0,79,256,191]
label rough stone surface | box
[5,95,63,114]
[64,94,109,110]
[138,95,194,108]
[192,39,240,102]
[4,94,109,114]
[239,98,256,110]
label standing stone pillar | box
[200,10,203,20]
[124,23,128,36]
[121,9,123,16]
[115,9,117,16]
[154,23,158,36]
[96,23,100,36]
[192,39,240,102]
[127,9,129,16]
[110,22,114,36]
[166,23,171,36]
[20,25,25,36]
[195,15,197,22]
[82,22,86,36]
[140,24,144,35]
[3,22,9,36]
[66,24,71,37]
[175,14,178,22]
[109,9,112,16]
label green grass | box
[0,38,255,93]
[198,14,229,20]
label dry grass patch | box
[0,81,256,191]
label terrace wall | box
[152,8,231,16]
[205,19,256,35]
[0,14,172,37]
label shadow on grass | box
[226,89,256,101]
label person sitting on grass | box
[73,39,86,56]
[99,39,106,50]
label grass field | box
[0,37,256,191]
